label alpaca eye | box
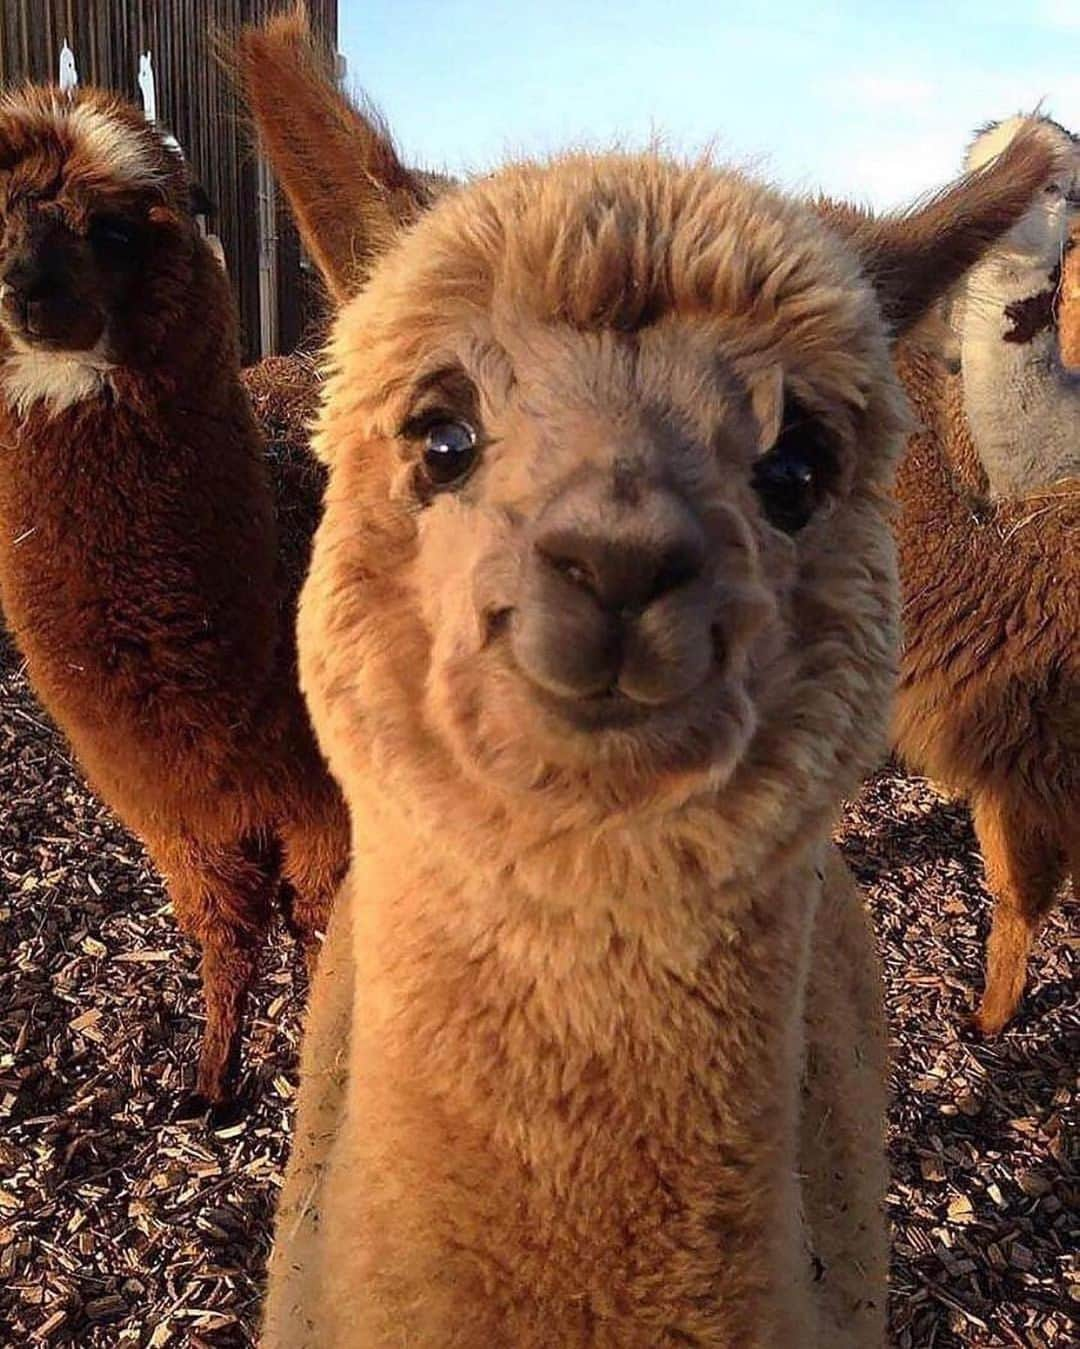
[751,402,832,535]
[752,446,818,533]
[89,216,136,251]
[420,419,477,487]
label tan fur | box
[0,90,166,186]
[1061,217,1080,370]
[232,9,440,301]
[889,117,1078,1032]
[236,18,1059,1345]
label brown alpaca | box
[0,86,348,1118]
[238,17,1058,1346]
[241,352,328,611]
[891,116,1079,1035]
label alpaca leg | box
[194,924,267,1111]
[278,789,350,976]
[972,796,1064,1035]
[163,840,278,1114]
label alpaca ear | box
[747,364,785,453]
[233,6,432,303]
[823,120,1061,340]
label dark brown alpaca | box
[891,117,1079,1033]
[0,86,348,1117]
[893,346,1078,1034]
[241,351,327,615]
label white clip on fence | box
[58,40,78,95]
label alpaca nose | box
[512,482,715,708]
[1,256,58,335]
[535,504,705,615]
[1,253,51,303]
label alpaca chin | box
[1,337,115,418]
[426,637,760,808]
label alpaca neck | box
[960,253,1080,497]
[340,809,822,1342]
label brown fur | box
[237,17,1058,1345]
[892,343,1079,1034]
[241,352,328,611]
[816,123,1066,338]
[0,87,348,1115]
[1001,264,1059,345]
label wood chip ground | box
[1,628,1075,1346]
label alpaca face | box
[238,15,1060,822]
[408,335,788,789]
[0,89,191,363]
[967,117,1080,267]
[314,161,906,803]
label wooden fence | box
[0,0,338,360]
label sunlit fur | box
[273,163,896,1349]
[307,155,908,839]
[1063,215,1080,368]
[0,86,348,1113]
[0,87,176,414]
[237,15,1060,1346]
[0,334,113,415]
[956,117,1080,495]
[966,115,1078,266]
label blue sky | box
[338,1,1080,210]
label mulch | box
[1,625,1076,1347]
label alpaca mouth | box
[536,684,658,731]
[487,604,716,732]
[484,601,729,738]
[1,291,105,354]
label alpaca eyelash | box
[398,407,462,441]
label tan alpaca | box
[236,17,1059,1347]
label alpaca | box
[892,116,1080,1036]
[0,86,349,1118]
[241,352,327,610]
[956,116,1080,495]
[237,17,1059,1346]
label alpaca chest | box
[299,871,818,1347]
[0,412,283,815]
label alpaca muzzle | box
[0,226,105,352]
[509,474,717,716]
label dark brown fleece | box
[892,343,1079,1033]
[0,90,347,1111]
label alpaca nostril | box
[535,525,705,614]
[710,623,727,669]
[484,607,514,642]
[24,299,50,335]
[539,548,596,595]
[650,542,704,602]
[3,263,47,303]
